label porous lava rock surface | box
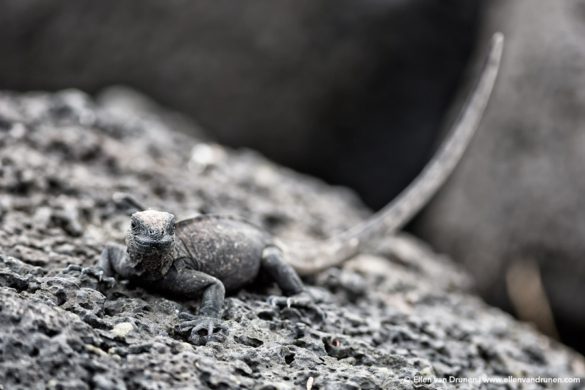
[0,90,583,389]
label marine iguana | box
[83,34,503,345]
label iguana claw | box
[176,313,227,345]
[64,264,116,288]
[268,292,325,320]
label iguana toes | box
[96,34,503,345]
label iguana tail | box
[288,33,504,275]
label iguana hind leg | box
[261,247,324,319]
[261,246,303,296]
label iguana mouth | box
[133,236,174,249]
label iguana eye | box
[131,220,138,230]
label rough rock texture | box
[415,0,585,351]
[0,0,481,208]
[0,90,583,389]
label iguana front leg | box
[99,243,136,279]
[152,265,227,345]
[64,244,126,286]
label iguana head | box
[126,209,176,277]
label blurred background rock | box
[415,0,585,353]
[0,0,480,208]
[1,0,584,354]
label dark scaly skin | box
[98,210,305,345]
[173,216,267,293]
[93,33,504,345]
